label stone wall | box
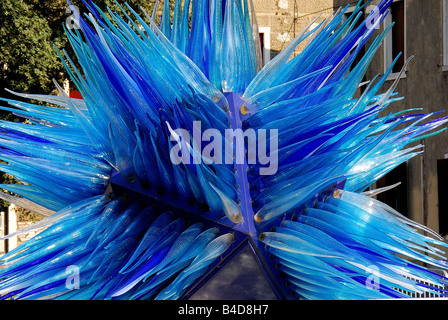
[17,221,46,246]
[253,0,334,60]
[331,0,448,238]
[0,205,46,254]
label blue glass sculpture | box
[0,0,448,300]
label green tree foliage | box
[0,0,158,210]
[0,0,63,95]
[0,0,158,97]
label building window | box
[343,6,366,74]
[384,0,406,78]
[443,0,448,70]
[438,159,448,236]
[376,162,409,217]
[258,27,271,66]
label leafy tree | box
[0,0,64,96]
[0,0,158,97]
[0,0,158,211]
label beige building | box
[254,0,448,240]
[331,0,448,240]
[253,0,334,61]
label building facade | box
[255,0,448,239]
[333,0,448,239]
[253,0,334,61]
